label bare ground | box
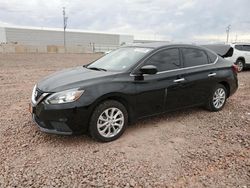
[0,54,249,187]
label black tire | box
[206,84,227,112]
[89,100,128,142]
[236,59,244,72]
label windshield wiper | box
[86,67,107,72]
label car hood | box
[37,66,119,92]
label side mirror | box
[140,65,158,75]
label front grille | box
[35,88,43,101]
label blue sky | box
[0,0,250,42]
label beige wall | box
[0,44,95,54]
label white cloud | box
[0,0,250,42]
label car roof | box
[231,42,250,45]
[125,42,203,49]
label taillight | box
[232,64,238,74]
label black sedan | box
[30,43,238,142]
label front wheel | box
[89,100,128,142]
[206,84,227,112]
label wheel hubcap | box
[213,88,226,109]
[97,107,124,138]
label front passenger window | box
[144,48,181,72]
[235,45,243,51]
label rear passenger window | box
[182,48,209,67]
[145,48,181,72]
[243,45,250,52]
[206,51,217,63]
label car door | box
[179,47,218,106]
[242,45,250,63]
[132,48,188,118]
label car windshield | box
[87,47,153,71]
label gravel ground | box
[0,54,249,187]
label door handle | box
[173,78,185,83]
[208,73,216,77]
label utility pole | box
[226,24,231,43]
[63,7,68,51]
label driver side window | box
[144,48,181,72]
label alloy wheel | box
[213,88,226,109]
[97,107,124,138]
[237,61,244,72]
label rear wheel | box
[89,100,128,142]
[206,84,227,112]
[236,59,244,72]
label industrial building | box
[0,26,134,53]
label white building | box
[0,26,134,52]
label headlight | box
[45,89,84,104]
[31,84,37,103]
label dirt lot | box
[0,54,249,187]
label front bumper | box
[245,63,250,68]
[31,101,91,135]
[32,114,73,135]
